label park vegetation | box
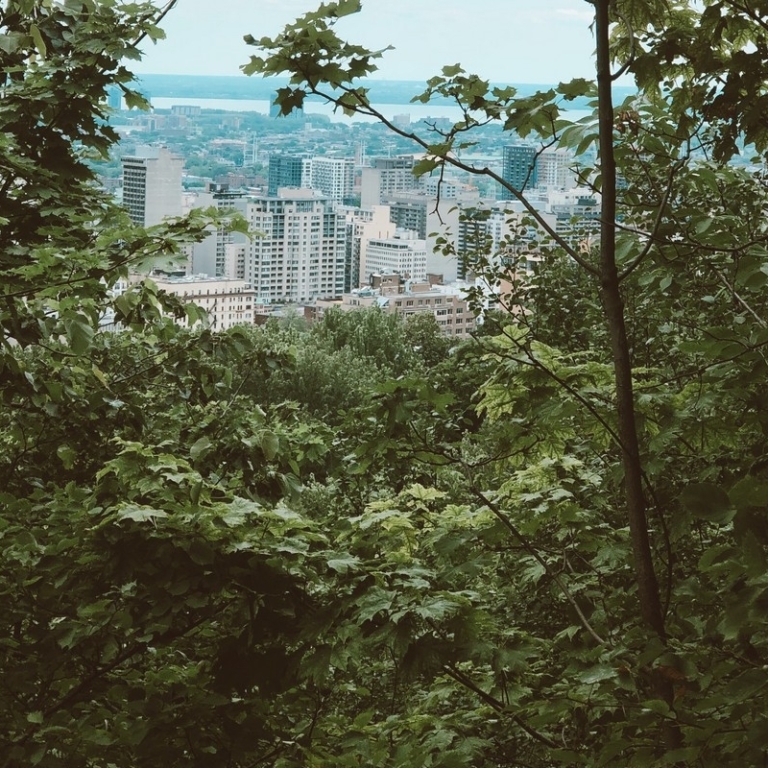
[3,0,768,766]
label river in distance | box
[149,96,592,124]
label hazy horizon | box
[135,1,607,84]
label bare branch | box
[443,665,562,750]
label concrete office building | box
[121,146,183,227]
[423,178,480,201]
[360,156,420,207]
[244,189,347,303]
[361,231,427,284]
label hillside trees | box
[6,0,768,764]
[0,8,468,754]
[0,2,371,765]
[244,0,768,763]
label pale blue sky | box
[136,0,598,84]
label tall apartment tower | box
[107,85,122,111]
[387,193,428,239]
[269,98,304,119]
[360,156,420,207]
[121,146,183,226]
[500,145,538,199]
[301,156,355,205]
[267,154,305,196]
[244,190,347,303]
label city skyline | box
[136,0,600,85]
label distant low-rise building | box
[171,104,201,117]
[341,277,477,338]
[151,275,257,330]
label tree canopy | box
[4,1,768,766]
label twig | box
[472,488,609,647]
[443,665,561,750]
[618,161,684,281]
[714,268,767,328]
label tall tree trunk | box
[594,0,666,641]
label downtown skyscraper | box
[500,144,538,198]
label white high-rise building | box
[361,230,427,284]
[121,146,183,227]
[244,189,347,303]
[360,156,420,207]
[536,148,576,191]
[301,156,355,204]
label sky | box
[134,0,598,84]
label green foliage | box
[242,0,389,115]
[7,0,768,766]
[239,0,768,765]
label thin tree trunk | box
[594,0,666,641]
[595,12,683,753]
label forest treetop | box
[3,0,768,766]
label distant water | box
[149,96,593,124]
[138,74,635,110]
